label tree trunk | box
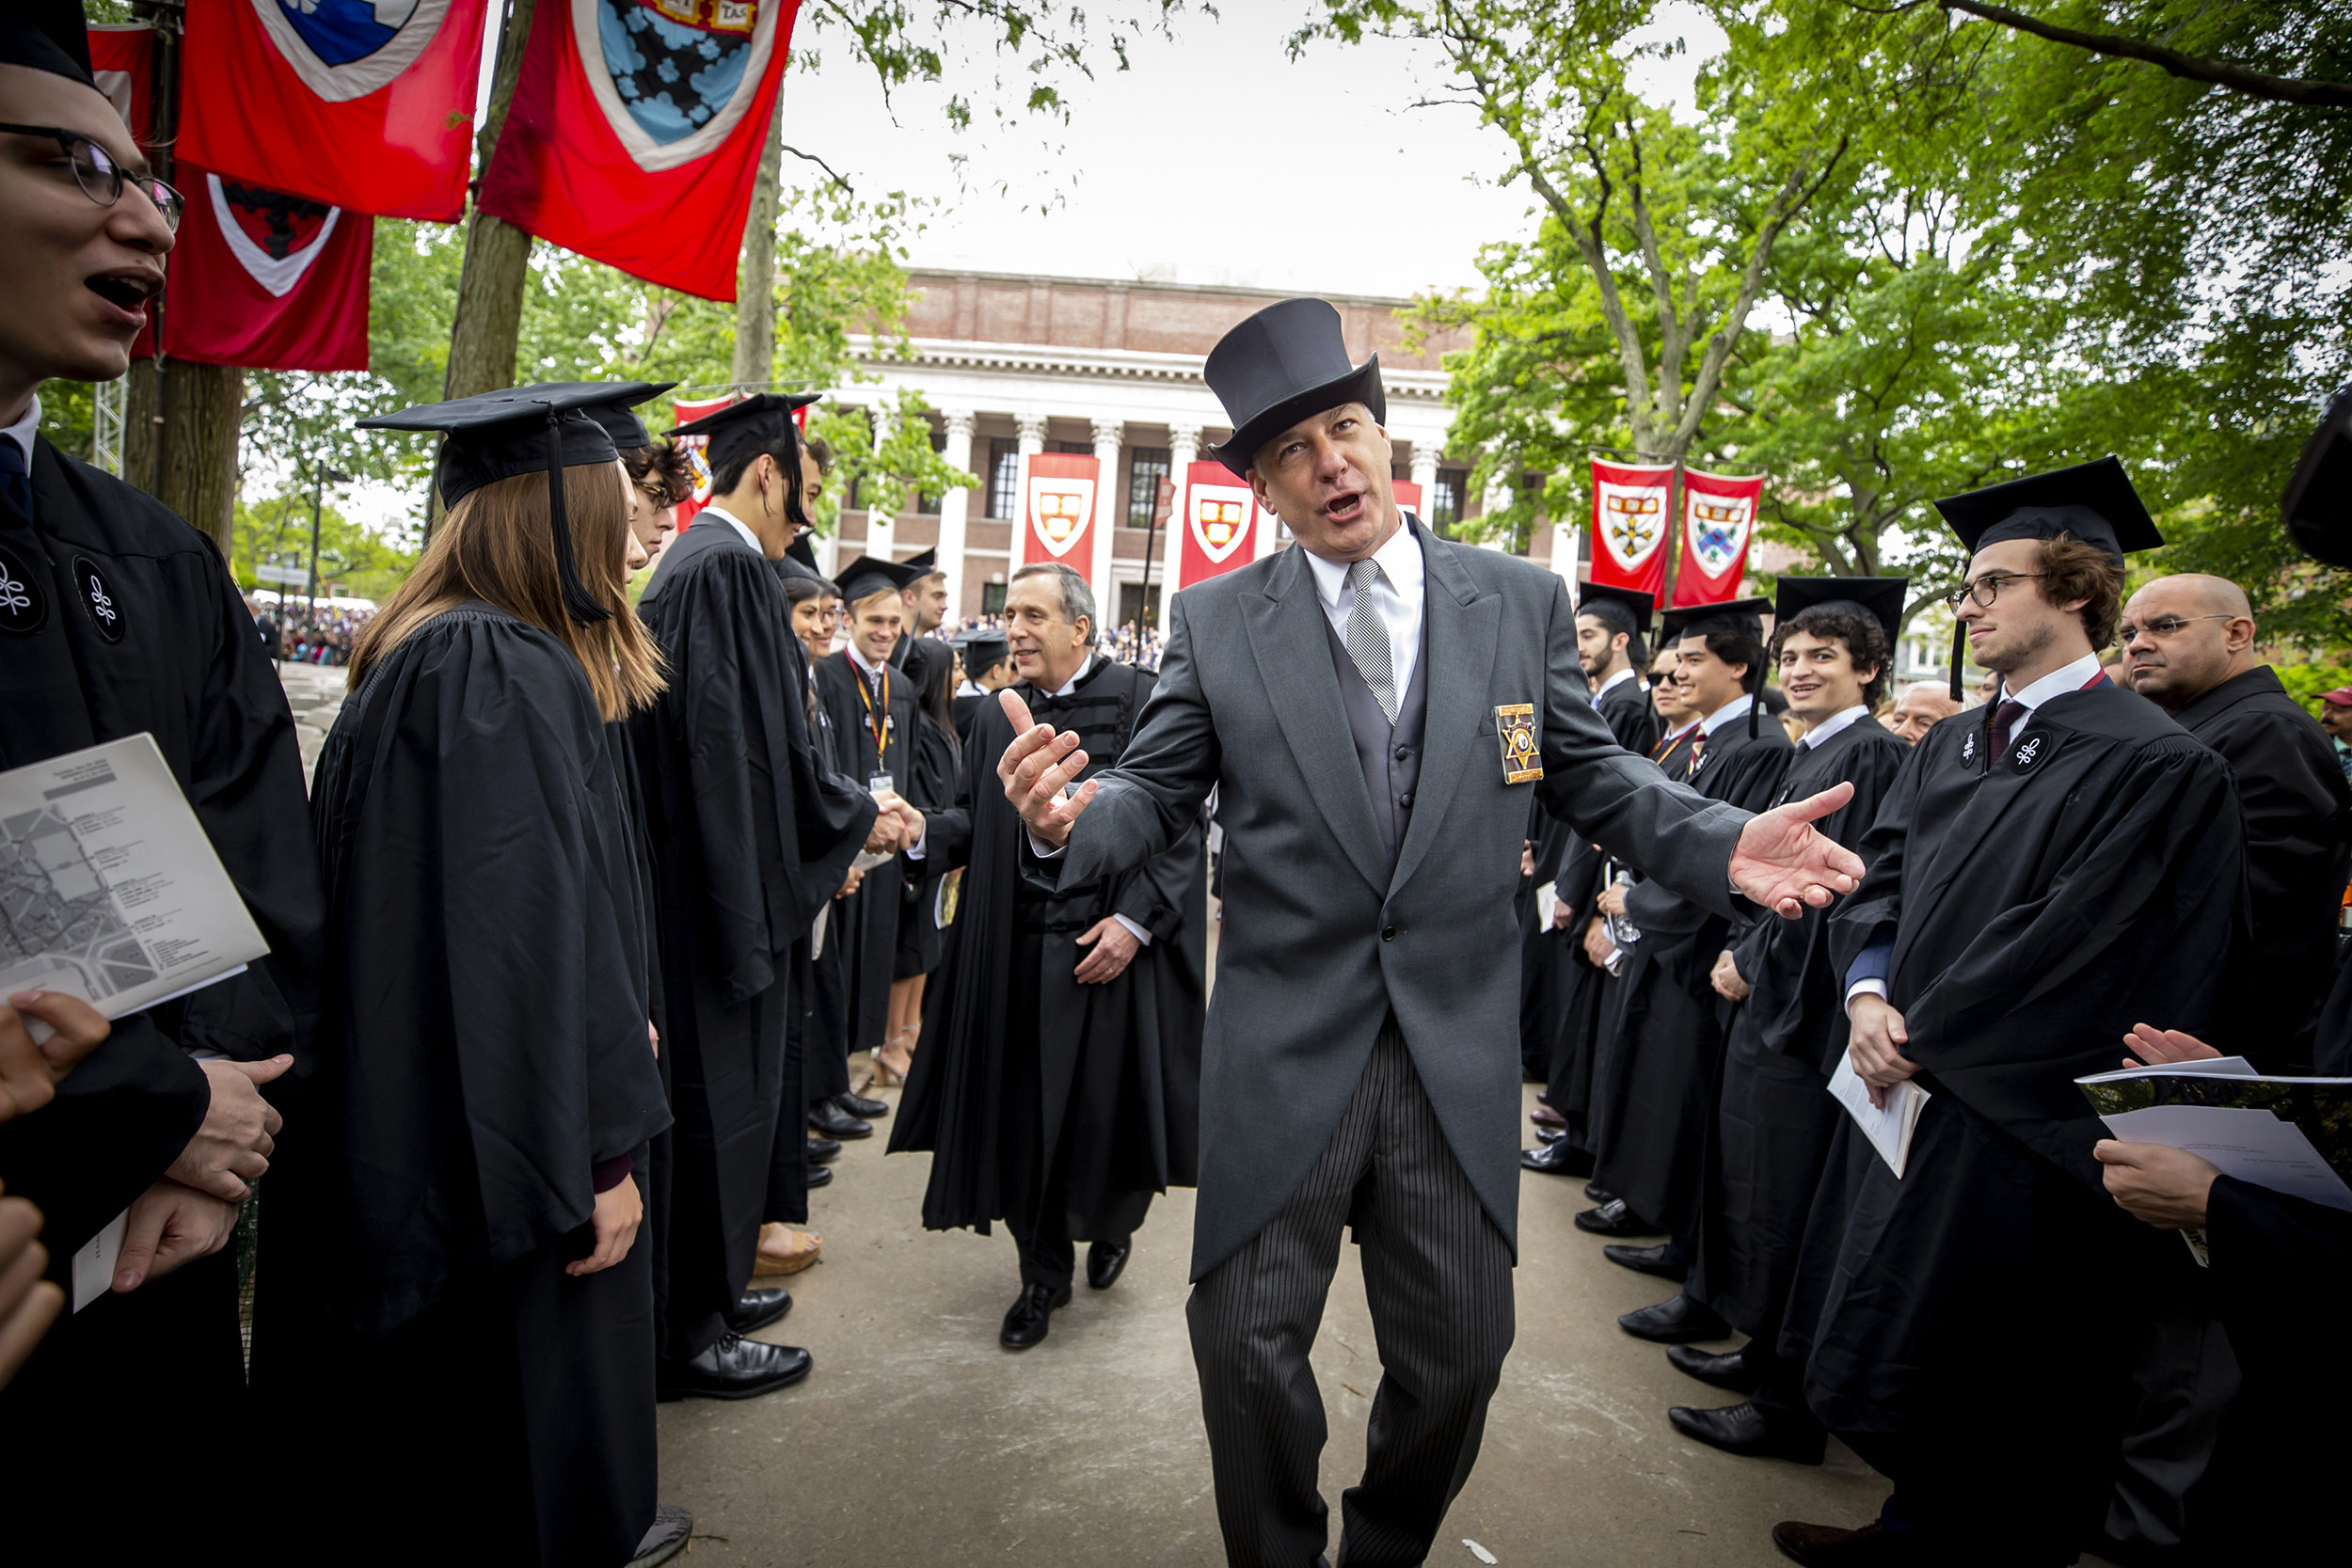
[730,91,787,387]
[121,358,160,497]
[153,361,243,556]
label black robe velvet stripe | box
[889,660,1206,1239]
[812,649,915,1050]
[1689,716,1905,1338]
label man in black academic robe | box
[1652,579,1910,1461]
[0,21,324,1535]
[951,628,1014,744]
[889,563,1205,1349]
[631,398,882,1397]
[1581,600,1790,1276]
[1775,461,2249,1568]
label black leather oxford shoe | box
[1771,1522,1922,1566]
[1536,1126,1567,1144]
[1574,1198,1664,1237]
[807,1101,873,1139]
[1086,1237,1132,1291]
[1667,1342,1760,1393]
[999,1281,1073,1350]
[657,1334,813,1401]
[805,1135,841,1164]
[1603,1241,1689,1280]
[1520,1139,1596,1176]
[804,1164,834,1189]
[727,1286,793,1335]
[1617,1291,1731,1343]
[834,1089,889,1118]
[1669,1401,1826,1465]
[1583,1180,1615,1203]
[628,1504,692,1568]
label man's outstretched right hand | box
[997,689,1098,849]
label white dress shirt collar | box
[846,640,886,680]
[1596,664,1642,702]
[1699,692,1756,736]
[697,504,763,558]
[1303,515,1424,615]
[1301,513,1426,701]
[1800,704,1870,750]
[3,393,41,475]
[2002,652,2104,721]
[1043,653,1097,698]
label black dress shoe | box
[1617,1292,1731,1343]
[807,1100,874,1139]
[1085,1237,1132,1291]
[999,1281,1073,1350]
[1670,1401,1826,1465]
[1603,1240,1689,1280]
[834,1089,889,1118]
[805,1164,834,1189]
[1584,1180,1616,1204]
[1575,1198,1664,1237]
[1772,1521,1919,1565]
[1537,1126,1566,1144]
[1521,1139,1597,1176]
[1667,1342,1760,1393]
[628,1504,692,1568]
[806,1135,841,1164]
[657,1334,813,1401]
[726,1286,793,1335]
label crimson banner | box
[181,0,490,222]
[480,0,803,302]
[1022,453,1100,571]
[134,170,373,372]
[1177,461,1264,589]
[87,25,155,146]
[1391,479,1423,518]
[667,392,736,531]
[1669,467,1764,607]
[1589,460,1674,600]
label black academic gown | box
[812,649,915,1051]
[889,658,1205,1245]
[894,703,961,980]
[629,523,875,1359]
[1590,703,1791,1236]
[1804,683,2249,1555]
[0,436,324,1527]
[952,688,988,745]
[1690,715,1906,1346]
[2167,665,2351,1071]
[260,606,673,1567]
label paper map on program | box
[0,734,266,1018]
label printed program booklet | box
[2075,1063,2352,1213]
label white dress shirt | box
[1594,664,1643,704]
[1698,692,1755,736]
[1301,516,1426,702]
[2,393,39,474]
[1800,704,1870,750]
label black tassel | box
[1947,617,1966,703]
[546,410,611,627]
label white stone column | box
[1011,413,1047,573]
[936,407,975,621]
[1482,475,1514,553]
[864,406,896,563]
[1089,417,1125,621]
[1158,423,1200,628]
[1409,447,1439,524]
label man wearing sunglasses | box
[0,6,323,1538]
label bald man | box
[1885,683,1962,744]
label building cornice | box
[846,334,1452,404]
[902,266,1436,313]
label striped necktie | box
[1343,559,1398,723]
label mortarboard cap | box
[667,391,821,477]
[954,626,1009,665]
[833,553,925,607]
[779,531,825,580]
[903,546,944,579]
[2283,387,2352,568]
[543,381,677,451]
[1772,576,1908,648]
[1,2,95,85]
[1576,582,1656,639]
[1660,596,1771,646]
[1932,456,2163,569]
[358,383,633,626]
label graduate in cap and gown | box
[259,385,677,1565]
[629,394,887,1399]
[0,8,324,1528]
[1581,598,1791,1272]
[953,627,1015,742]
[1653,578,1910,1462]
[889,561,1206,1350]
[1773,459,2249,1568]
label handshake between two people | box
[991,689,1867,918]
[862,786,926,857]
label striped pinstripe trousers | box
[1187,1023,1516,1567]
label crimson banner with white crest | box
[666,393,736,531]
[1022,452,1099,571]
[87,25,155,146]
[1177,461,1264,589]
[1391,479,1423,518]
[1588,460,1674,600]
[144,168,372,372]
[1669,467,1764,607]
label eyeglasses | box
[2118,613,2235,642]
[0,123,183,230]
[1946,571,2045,609]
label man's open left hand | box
[1728,783,1865,918]
[1073,917,1140,985]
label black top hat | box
[2285,387,2352,568]
[1772,576,1908,647]
[1575,582,1656,639]
[1932,456,2163,568]
[1204,299,1386,478]
[1,1,94,85]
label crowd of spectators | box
[246,595,376,667]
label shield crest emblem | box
[1686,492,1755,576]
[578,0,785,173]
[1027,476,1095,559]
[250,0,454,103]
[1189,484,1255,565]
[1596,481,1668,574]
[209,177,344,299]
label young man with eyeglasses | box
[1772,460,2250,1568]
[0,8,325,1539]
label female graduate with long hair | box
[260,387,675,1567]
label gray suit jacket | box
[1054,525,1751,1278]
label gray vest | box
[1322,611,1429,870]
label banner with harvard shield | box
[1391,479,1423,519]
[1669,467,1764,607]
[1022,452,1099,572]
[1176,461,1263,589]
[1588,459,1673,600]
[132,170,373,372]
[182,0,491,222]
[87,25,155,146]
[479,0,803,302]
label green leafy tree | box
[232,490,420,604]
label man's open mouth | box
[86,272,161,312]
[1325,492,1364,521]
